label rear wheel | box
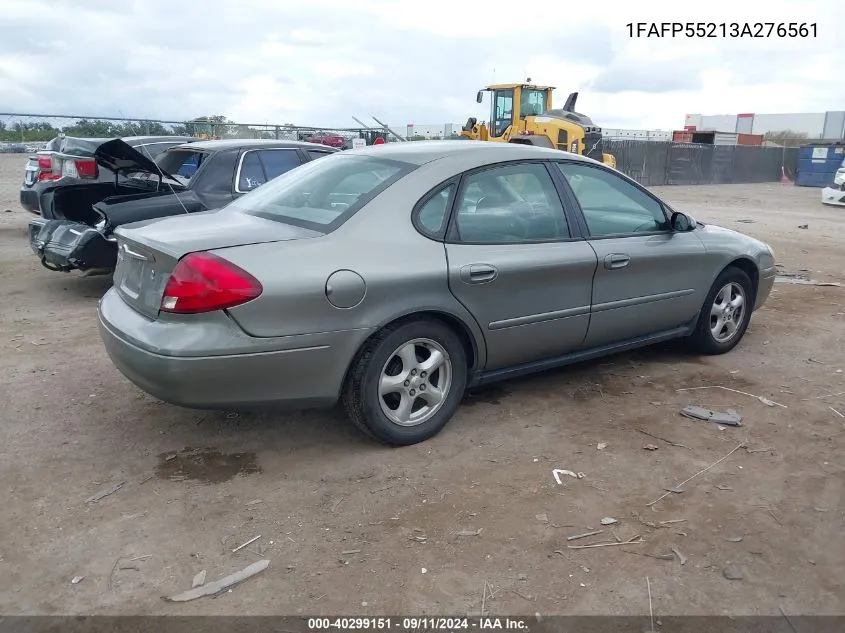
[688,267,754,355]
[342,318,468,445]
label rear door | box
[443,161,598,371]
[552,160,709,348]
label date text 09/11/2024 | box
[626,22,818,38]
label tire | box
[688,266,754,355]
[342,318,468,446]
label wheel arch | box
[340,309,484,394]
[721,257,760,306]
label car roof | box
[181,139,340,151]
[351,139,594,166]
[122,136,198,144]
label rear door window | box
[257,149,302,180]
[237,152,266,192]
[227,154,414,231]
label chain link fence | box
[0,113,406,153]
[0,113,831,204]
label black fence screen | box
[605,140,800,186]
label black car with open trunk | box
[28,138,338,275]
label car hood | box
[55,137,176,180]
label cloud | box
[0,0,843,132]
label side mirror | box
[476,90,484,104]
[670,211,695,232]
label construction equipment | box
[461,80,616,168]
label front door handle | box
[604,253,630,270]
[460,263,498,284]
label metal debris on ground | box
[535,513,549,523]
[456,528,483,537]
[635,428,691,449]
[676,385,787,409]
[716,484,734,491]
[567,534,644,550]
[671,547,687,565]
[798,224,808,229]
[341,549,362,555]
[643,444,659,451]
[71,576,85,585]
[245,499,263,506]
[829,407,844,419]
[722,563,744,580]
[163,559,270,602]
[552,469,584,484]
[647,441,747,507]
[567,530,604,542]
[600,517,618,526]
[726,537,743,543]
[192,570,207,588]
[681,405,742,427]
[231,535,261,553]
[85,482,125,504]
[596,442,607,450]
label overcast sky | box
[1,0,842,130]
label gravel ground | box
[0,154,843,616]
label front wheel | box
[688,267,754,355]
[342,318,468,445]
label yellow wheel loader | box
[461,81,616,169]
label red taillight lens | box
[160,252,262,314]
[75,159,98,179]
[36,155,60,181]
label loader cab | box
[477,83,555,139]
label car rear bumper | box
[20,186,40,214]
[821,186,845,207]
[97,287,372,411]
[29,218,117,272]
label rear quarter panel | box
[219,158,488,365]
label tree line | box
[0,115,231,143]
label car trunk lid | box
[113,210,322,318]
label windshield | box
[226,154,415,231]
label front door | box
[444,161,597,370]
[553,161,710,349]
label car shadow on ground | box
[127,340,732,457]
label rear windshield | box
[226,153,414,231]
[155,149,209,181]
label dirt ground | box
[0,153,843,617]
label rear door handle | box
[604,253,630,270]
[460,263,498,284]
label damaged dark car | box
[29,138,338,275]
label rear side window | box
[136,142,180,160]
[257,149,302,179]
[307,149,333,160]
[156,150,208,181]
[227,154,414,231]
[414,185,454,237]
[238,152,266,191]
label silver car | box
[98,141,777,445]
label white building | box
[602,129,671,142]
[684,111,845,139]
[405,123,463,139]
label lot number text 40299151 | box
[626,22,817,38]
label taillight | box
[160,252,262,314]
[61,158,98,179]
[74,159,98,179]
[36,156,60,181]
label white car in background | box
[821,158,845,207]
